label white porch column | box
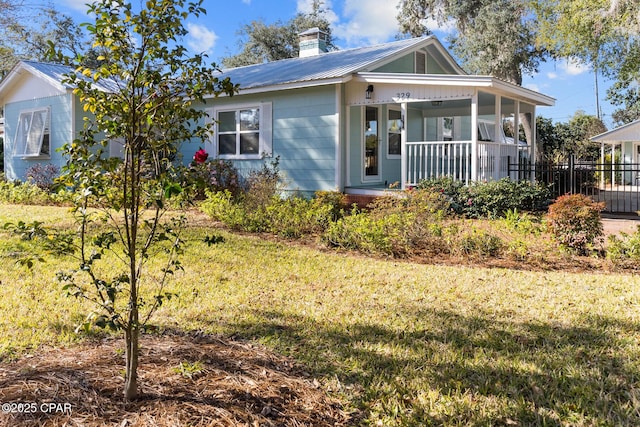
[471,92,478,181]
[400,102,408,190]
[600,143,605,189]
[611,144,616,185]
[513,101,520,180]
[494,95,502,179]
[494,95,502,143]
[530,108,536,182]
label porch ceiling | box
[353,72,555,107]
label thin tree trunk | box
[124,307,139,400]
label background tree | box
[535,116,564,161]
[221,0,336,67]
[50,0,237,401]
[0,2,88,77]
[397,0,545,158]
[564,111,607,160]
[397,0,545,85]
[533,0,640,125]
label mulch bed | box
[0,332,355,426]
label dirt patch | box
[0,332,355,427]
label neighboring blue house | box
[0,31,554,195]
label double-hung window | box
[13,107,51,158]
[210,103,272,159]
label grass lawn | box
[0,203,639,425]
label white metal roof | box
[0,60,120,100]
[215,36,448,91]
[590,119,640,143]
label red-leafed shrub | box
[546,194,605,254]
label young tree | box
[50,0,237,400]
[221,0,336,67]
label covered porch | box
[344,73,555,193]
[591,120,640,188]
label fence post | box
[568,154,575,194]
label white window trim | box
[208,102,272,160]
[387,106,402,159]
[12,107,51,159]
[362,105,382,183]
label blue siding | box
[348,106,361,186]
[4,94,72,181]
[197,85,339,193]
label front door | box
[364,106,380,179]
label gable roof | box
[215,36,464,92]
[0,60,120,102]
[590,119,640,143]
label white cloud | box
[332,0,401,47]
[186,23,218,54]
[560,59,589,76]
[297,0,339,26]
[62,0,91,12]
[241,0,251,4]
[547,71,558,79]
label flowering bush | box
[25,163,60,190]
[179,150,241,200]
[193,148,208,164]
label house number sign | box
[395,92,411,99]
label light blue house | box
[0,32,554,195]
[591,119,640,186]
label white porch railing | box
[404,140,524,187]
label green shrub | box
[322,189,451,257]
[417,177,551,218]
[606,226,640,267]
[322,208,393,255]
[313,190,346,221]
[265,196,335,238]
[201,188,342,238]
[416,176,466,213]
[462,178,551,218]
[501,208,543,236]
[0,175,71,205]
[546,194,605,255]
[178,158,241,201]
[454,227,504,258]
[200,190,251,230]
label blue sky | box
[55,0,616,128]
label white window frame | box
[362,105,381,182]
[387,106,402,159]
[208,102,272,160]
[12,107,51,158]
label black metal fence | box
[509,156,640,213]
